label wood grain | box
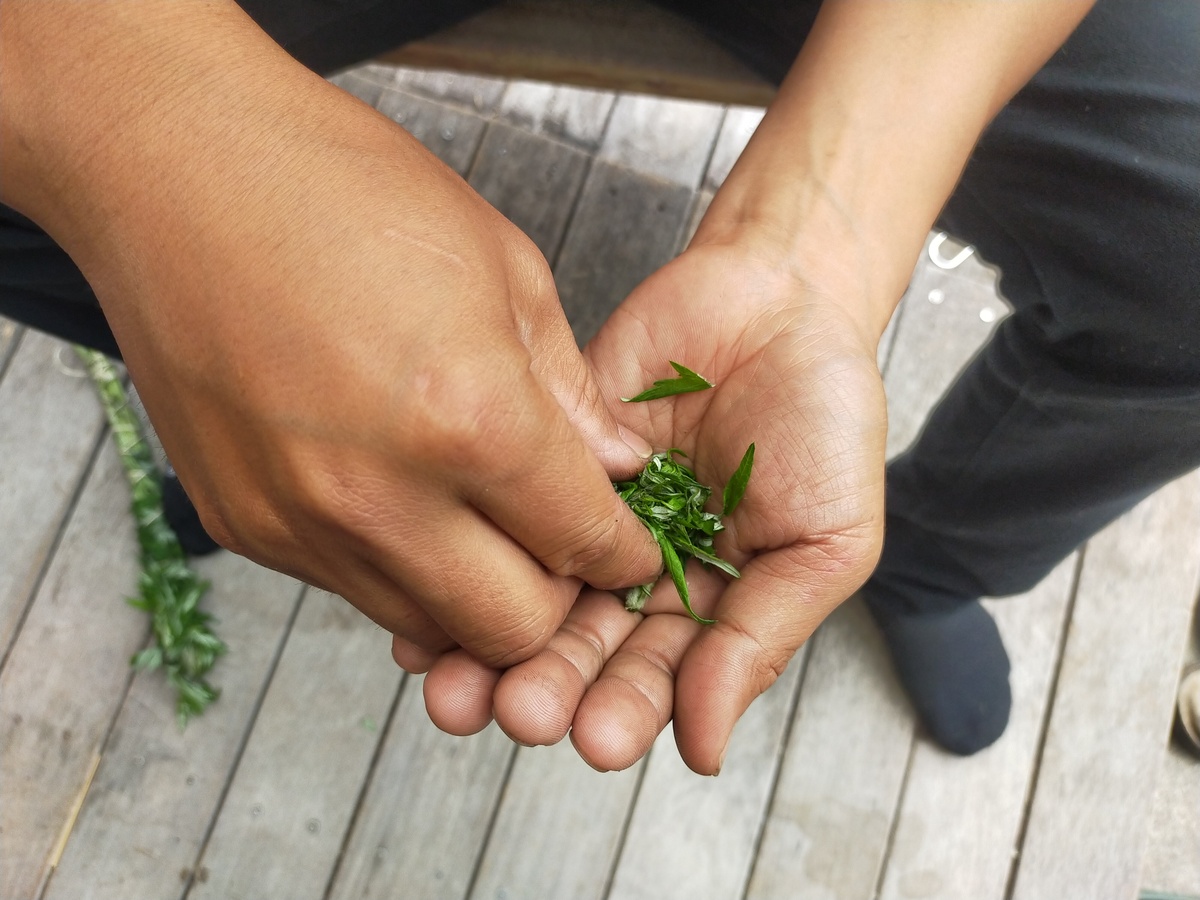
[45,559,304,900]
[468,741,643,900]
[0,444,145,900]
[608,649,807,900]
[0,332,106,662]
[1011,472,1200,900]
[187,592,399,900]
[878,557,1077,900]
[326,679,516,900]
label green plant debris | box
[76,347,226,727]
[615,449,752,625]
[622,361,714,402]
[722,443,755,516]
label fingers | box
[490,588,643,746]
[457,364,662,592]
[673,537,874,775]
[423,650,502,736]
[365,504,583,669]
[570,609,701,772]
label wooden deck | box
[3,63,1199,900]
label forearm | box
[0,2,392,285]
[696,0,1095,343]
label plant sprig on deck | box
[75,347,226,727]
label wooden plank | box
[187,592,400,900]
[0,443,145,900]
[43,559,303,900]
[877,556,1076,900]
[554,96,722,343]
[1142,741,1200,898]
[395,66,508,115]
[374,86,490,176]
[1011,472,1200,900]
[702,107,764,193]
[884,244,1007,454]
[607,648,807,900]
[0,316,20,376]
[325,678,515,900]
[596,94,724,189]
[0,331,106,661]
[468,122,592,262]
[746,246,1006,900]
[468,741,643,900]
[1143,602,1200,897]
[497,80,615,150]
[744,599,914,900]
[376,0,776,107]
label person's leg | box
[865,0,1200,753]
[0,0,495,355]
[659,0,1200,752]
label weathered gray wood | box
[884,245,1008,454]
[597,94,724,189]
[395,66,508,115]
[1142,742,1200,897]
[1012,472,1200,900]
[468,122,592,262]
[746,246,1006,900]
[326,678,515,900]
[744,599,914,900]
[1142,600,1200,897]
[468,741,643,900]
[878,556,1076,900]
[0,332,106,662]
[497,80,615,149]
[702,106,763,193]
[0,443,145,900]
[0,316,20,375]
[374,86,490,176]
[188,591,400,900]
[43,558,303,900]
[553,97,722,344]
[607,647,807,900]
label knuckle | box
[402,357,527,472]
[542,511,623,579]
[475,606,559,668]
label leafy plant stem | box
[75,347,225,727]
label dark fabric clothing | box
[1,0,1198,608]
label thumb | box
[520,291,655,479]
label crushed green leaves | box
[615,448,753,625]
[76,347,226,727]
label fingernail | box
[618,425,654,460]
[714,743,728,776]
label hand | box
[3,4,661,669]
[423,231,888,773]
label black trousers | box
[3,0,1198,608]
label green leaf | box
[622,361,714,403]
[654,529,717,626]
[722,443,756,517]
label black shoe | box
[862,587,1011,755]
[162,473,223,557]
